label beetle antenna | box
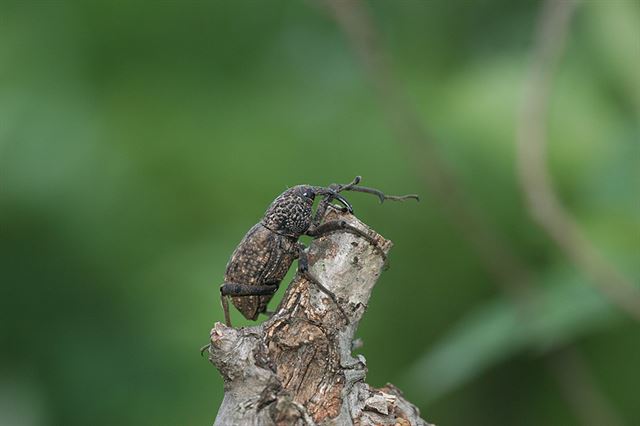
[331,176,419,204]
[344,186,419,203]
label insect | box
[217,176,418,328]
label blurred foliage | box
[1,1,638,425]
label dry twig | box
[205,209,432,426]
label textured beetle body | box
[224,224,298,320]
[224,185,316,321]
[216,178,419,327]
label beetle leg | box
[221,282,279,296]
[306,220,387,263]
[201,283,275,355]
[311,194,336,227]
[297,243,349,325]
[200,344,210,357]
[219,282,279,326]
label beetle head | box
[261,185,353,237]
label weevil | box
[216,176,418,328]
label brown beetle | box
[217,176,418,327]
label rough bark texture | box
[205,209,432,426]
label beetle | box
[217,176,418,327]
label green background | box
[1,1,638,425]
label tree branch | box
[205,209,432,426]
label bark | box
[204,209,433,426]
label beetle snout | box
[313,187,353,213]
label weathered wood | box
[205,208,432,426]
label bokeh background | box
[1,0,638,425]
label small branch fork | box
[204,210,432,426]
